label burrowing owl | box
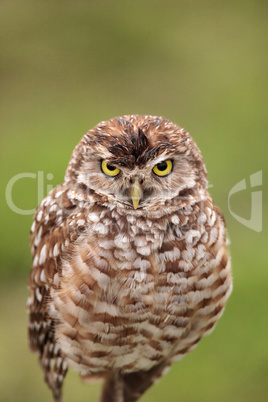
[28,115,232,402]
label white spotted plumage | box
[27,115,232,402]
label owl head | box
[65,115,208,213]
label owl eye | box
[101,160,120,177]
[153,160,173,177]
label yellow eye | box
[101,160,120,177]
[153,160,173,177]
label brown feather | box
[27,115,232,401]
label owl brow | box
[105,146,175,169]
[142,143,175,161]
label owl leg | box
[100,371,124,402]
[100,361,170,402]
[122,361,170,402]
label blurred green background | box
[1,0,267,401]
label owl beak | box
[130,178,143,209]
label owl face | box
[65,115,208,212]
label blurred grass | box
[0,0,267,401]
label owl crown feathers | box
[64,115,208,210]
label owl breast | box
[50,203,231,377]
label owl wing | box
[27,185,83,401]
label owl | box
[27,115,232,402]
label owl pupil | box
[107,163,116,171]
[157,161,167,171]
